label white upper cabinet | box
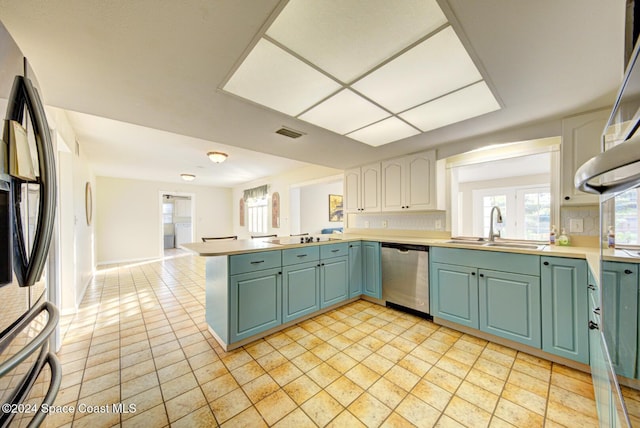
[344,162,381,213]
[561,109,609,205]
[381,150,437,211]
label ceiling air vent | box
[275,127,305,139]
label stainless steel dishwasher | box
[381,243,430,316]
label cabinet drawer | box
[283,246,320,266]
[321,243,349,259]
[431,247,539,276]
[229,251,281,275]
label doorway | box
[160,192,195,256]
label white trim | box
[158,191,196,255]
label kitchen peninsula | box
[184,234,630,372]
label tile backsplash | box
[559,205,599,236]
[349,211,447,231]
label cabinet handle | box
[589,321,599,330]
[278,272,282,275]
[250,260,265,265]
[331,249,340,253]
[543,261,549,266]
[479,273,484,278]
[564,196,570,201]
[471,272,476,276]
[587,284,596,290]
[297,254,307,258]
[625,269,633,275]
[593,307,601,316]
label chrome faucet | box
[488,206,503,242]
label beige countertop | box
[181,233,640,284]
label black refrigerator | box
[0,21,61,427]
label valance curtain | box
[243,184,269,202]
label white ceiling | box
[0,0,627,187]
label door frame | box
[158,191,196,256]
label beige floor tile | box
[345,363,381,390]
[362,353,395,375]
[244,340,276,360]
[157,359,192,384]
[272,407,316,427]
[456,381,499,413]
[172,405,219,428]
[424,366,463,393]
[384,365,420,392]
[444,396,492,428]
[210,384,253,423]
[194,360,229,385]
[347,392,391,427]
[307,362,341,388]
[548,384,597,419]
[242,373,280,403]
[302,390,344,426]
[220,406,267,428]
[501,382,547,416]
[256,351,288,372]
[546,400,599,427]
[327,410,368,428]
[121,385,164,421]
[326,351,358,374]
[343,343,373,362]
[80,372,121,399]
[291,350,323,372]
[311,342,340,360]
[269,361,304,387]
[201,373,240,402]
[161,372,199,401]
[221,349,253,371]
[494,398,544,428]
[397,353,432,377]
[394,393,440,428]
[255,389,298,425]
[380,412,414,427]
[282,374,321,405]
[550,371,595,399]
[325,376,364,407]
[411,378,453,411]
[369,377,408,409]
[505,368,548,398]
[511,359,551,383]
[481,347,516,367]
[231,360,266,386]
[297,334,325,350]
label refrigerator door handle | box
[5,76,56,288]
[575,132,640,195]
[0,301,59,377]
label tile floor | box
[46,250,600,427]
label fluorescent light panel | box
[299,89,390,135]
[266,0,447,83]
[346,117,419,147]
[352,27,483,113]
[223,39,341,116]
[400,81,500,132]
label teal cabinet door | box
[541,257,588,363]
[320,256,349,308]
[230,267,282,342]
[479,269,541,348]
[431,262,479,329]
[602,262,638,379]
[282,261,319,323]
[362,241,382,299]
[348,242,363,298]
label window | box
[614,188,640,245]
[162,202,173,224]
[473,185,550,240]
[247,198,268,234]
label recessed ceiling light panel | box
[223,39,341,116]
[298,89,390,134]
[266,0,448,83]
[352,26,483,113]
[346,117,420,147]
[400,81,501,132]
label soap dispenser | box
[549,225,556,245]
[557,228,570,246]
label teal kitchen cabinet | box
[431,247,541,347]
[320,243,349,308]
[479,269,541,348]
[282,247,320,323]
[362,241,382,299]
[602,261,638,379]
[229,267,282,343]
[348,242,363,298]
[541,257,589,363]
[431,261,479,329]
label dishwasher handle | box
[381,242,428,252]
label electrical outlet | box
[382,220,388,228]
[435,220,442,230]
[569,218,584,233]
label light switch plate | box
[569,218,584,233]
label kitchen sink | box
[445,239,546,251]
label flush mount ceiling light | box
[180,173,196,182]
[207,151,228,163]
[222,0,501,147]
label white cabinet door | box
[381,158,404,211]
[405,150,435,210]
[175,199,192,217]
[361,163,381,212]
[381,150,436,211]
[561,109,608,205]
[344,168,361,213]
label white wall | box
[96,176,232,264]
[232,165,342,238]
[47,108,96,314]
[299,180,343,234]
